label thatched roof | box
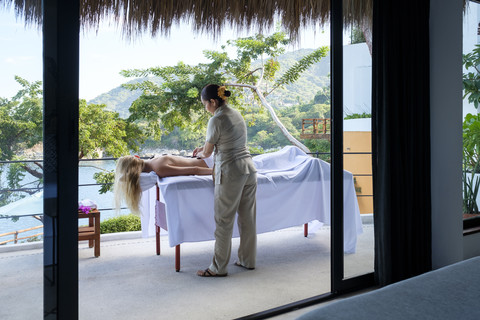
[1,0,373,40]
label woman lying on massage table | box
[114,154,213,214]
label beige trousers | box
[209,171,257,275]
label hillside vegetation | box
[88,48,330,116]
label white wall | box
[343,118,371,132]
[463,3,480,118]
[343,43,372,116]
[430,0,464,268]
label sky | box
[0,7,341,101]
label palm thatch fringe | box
[0,0,470,40]
[0,0,376,40]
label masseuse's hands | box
[193,146,204,158]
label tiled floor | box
[0,223,374,319]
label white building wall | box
[343,43,372,116]
[343,118,371,132]
[463,3,480,118]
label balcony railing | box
[0,151,375,244]
[0,225,43,245]
[300,118,331,140]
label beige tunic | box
[205,105,257,274]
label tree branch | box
[21,164,43,179]
[79,164,111,172]
[33,161,43,170]
[237,68,263,83]
[225,82,310,153]
[257,55,265,87]
[265,83,282,97]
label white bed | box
[297,256,480,320]
[139,146,363,270]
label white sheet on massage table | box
[139,146,363,253]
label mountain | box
[265,48,330,107]
[87,78,144,118]
[87,48,331,116]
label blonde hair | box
[114,156,144,215]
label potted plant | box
[462,159,480,218]
[462,114,480,227]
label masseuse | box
[193,84,257,277]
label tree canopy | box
[463,44,480,109]
[0,76,43,160]
[121,31,329,152]
[0,77,146,205]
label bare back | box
[143,155,212,178]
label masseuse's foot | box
[196,268,227,277]
[234,261,255,270]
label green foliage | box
[121,32,329,144]
[245,108,290,149]
[0,76,43,160]
[353,177,362,193]
[304,139,331,162]
[252,130,281,148]
[462,114,480,214]
[248,146,265,155]
[121,61,217,139]
[88,78,146,117]
[26,235,42,243]
[463,45,480,109]
[5,162,26,196]
[463,113,480,172]
[100,214,142,234]
[269,47,329,95]
[93,171,115,194]
[262,49,330,107]
[463,163,480,214]
[91,48,331,115]
[158,127,205,150]
[0,77,147,204]
[81,100,147,193]
[350,27,366,44]
[243,92,331,152]
[344,112,371,120]
[314,87,330,105]
[0,77,44,205]
[79,100,145,158]
[462,49,480,214]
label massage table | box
[139,146,363,271]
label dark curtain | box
[372,0,432,286]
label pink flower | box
[79,205,91,214]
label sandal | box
[196,268,227,277]
[234,261,255,270]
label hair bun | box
[224,90,231,97]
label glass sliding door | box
[342,30,374,280]
[330,0,375,294]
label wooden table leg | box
[156,184,161,256]
[156,226,161,255]
[89,216,94,248]
[175,245,180,272]
[94,211,100,257]
[78,210,101,257]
